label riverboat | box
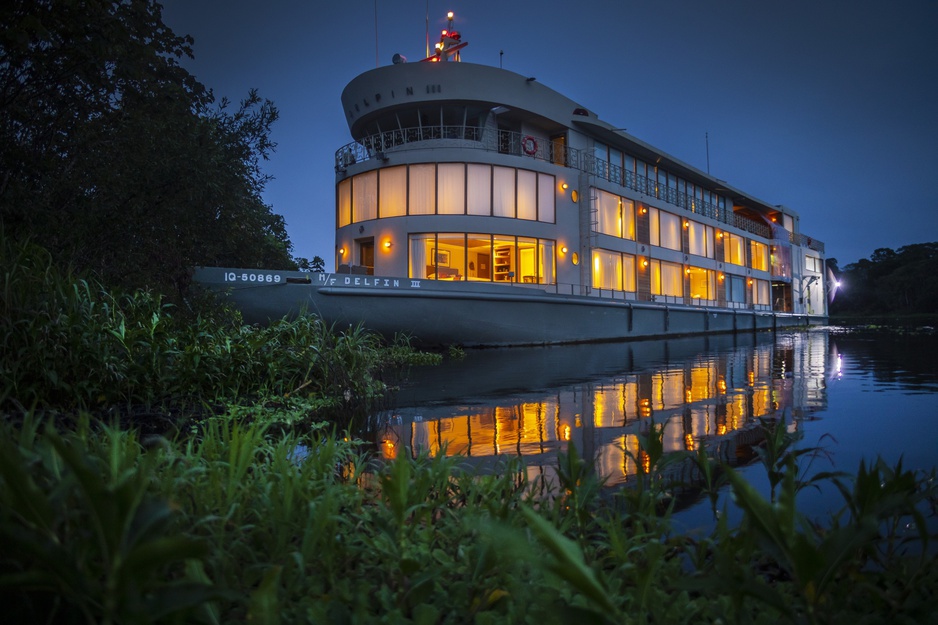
[194,13,830,347]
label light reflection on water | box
[374,328,938,518]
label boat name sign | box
[319,274,419,289]
[224,272,283,284]
[221,271,421,289]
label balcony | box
[335,127,824,251]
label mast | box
[422,11,467,62]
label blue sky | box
[161,0,938,268]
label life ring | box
[522,135,537,155]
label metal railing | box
[336,126,821,249]
[790,231,825,253]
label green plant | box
[753,417,839,503]
[0,417,218,624]
[1,234,437,427]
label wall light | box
[683,221,690,228]
[718,273,725,280]
[642,259,649,267]
[561,182,569,190]
[717,232,724,238]
[560,246,568,254]
[640,207,648,215]
[339,247,346,256]
[685,268,691,274]
[383,240,392,249]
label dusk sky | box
[161,0,938,269]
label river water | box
[374,327,938,525]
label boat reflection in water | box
[374,331,833,489]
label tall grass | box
[3,234,936,622]
[2,415,934,624]
[1,234,439,426]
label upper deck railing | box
[335,126,824,253]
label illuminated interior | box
[379,343,794,489]
[338,164,555,225]
[409,233,555,283]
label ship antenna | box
[374,0,379,68]
[706,131,711,174]
[425,0,430,58]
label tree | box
[295,256,326,273]
[0,0,295,295]
[830,243,938,317]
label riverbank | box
[829,313,938,329]
[2,239,937,623]
[2,412,935,624]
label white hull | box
[194,267,823,347]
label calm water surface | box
[374,328,938,524]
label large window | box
[650,208,681,251]
[593,249,622,290]
[437,163,465,215]
[379,166,407,217]
[517,170,537,220]
[596,190,620,237]
[467,234,493,280]
[409,233,435,279]
[409,164,435,215]
[687,221,713,258]
[493,166,515,218]
[594,189,635,240]
[726,275,746,303]
[687,267,715,300]
[592,249,636,291]
[410,233,555,284]
[352,171,377,221]
[341,164,555,223]
[651,260,683,297]
[538,173,555,222]
[338,178,351,227]
[517,236,540,283]
[752,278,770,306]
[467,164,491,215]
[750,241,769,271]
[724,233,746,266]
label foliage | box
[829,242,938,317]
[2,230,936,622]
[295,256,327,273]
[0,0,297,296]
[0,234,439,424]
[0,412,936,624]
[0,418,219,624]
